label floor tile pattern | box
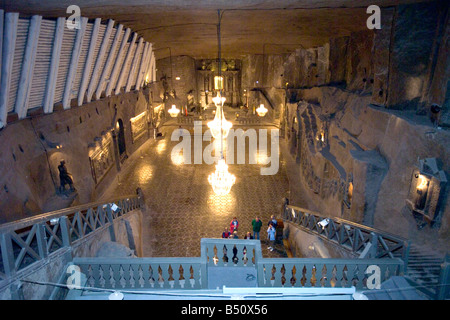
[100,120,290,258]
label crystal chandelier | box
[208,159,236,195]
[207,93,232,139]
[168,104,180,117]
[207,9,236,196]
[256,104,268,117]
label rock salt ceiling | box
[2,0,432,59]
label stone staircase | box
[400,244,444,298]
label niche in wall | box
[406,158,447,229]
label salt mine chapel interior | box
[0,0,448,302]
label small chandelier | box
[207,93,232,139]
[208,159,236,195]
[256,104,268,117]
[168,104,180,117]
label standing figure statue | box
[58,160,75,193]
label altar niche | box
[196,59,241,108]
[406,158,447,229]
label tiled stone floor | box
[99,120,290,258]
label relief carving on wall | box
[89,135,114,185]
[130,111,148,143]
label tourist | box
[267,223,276,251]
[232,230,239,239]
[222,227,230,239]
[268,215,278,229]
[230,217,239,233]
[244,232,253,239]
[251,216,262,240]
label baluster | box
[330,265,338,288]
[90,263,101,288]
[178,265,186,288]
[128,265,136,288]
[189,265,196,288]
[213,245,219,266]
[98,265,106,288]
[303,264,314,287]
[280,264,286,286]
[167,264,175,288]
[138,265,145,288]
[87,264,95,287]
[108,265,117,288]
[289,265,297,287]
[157,265,165,288]
[269,264,276,287]
[148,265,155,288]
[222,245,229,265]
[118,265,126,288]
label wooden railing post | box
[106,205,117,242]
[0,233,16,278]
[36,223,49,259]
[59,216,71,247]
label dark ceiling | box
[0,0,432,59]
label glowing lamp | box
[168,105,180,117]
[256,104,268,117]
[208,159,236,195]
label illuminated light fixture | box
[256,104,268,117]
[208,159,236,195]
[417,174,429,190]
[168,104,180,117]
[214,76,223,90]
[207,93,232,139]
[175,76,181,80]
[207,9,236,196]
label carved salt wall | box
[0,89,151,223]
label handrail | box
[283,203,411,265]
[0,194,141,233]
[57,239,404,298]
[286,204,407,242]
[0,192,144,297]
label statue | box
[58,160,75,193]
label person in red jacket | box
[230,217,239,233]
[222,227,231,239]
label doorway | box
[117,119,126,156]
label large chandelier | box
[256,104,268,117]
[207,93,232,139]
[207,9,236,196]
[208,159,236,195]
[168,104,180,117]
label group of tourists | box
[220,215,279,251]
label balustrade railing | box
[283,204,411,266]
[200,238,262,268]
[0,194,144,291]
[71,257,206,291]
[257,258,403,290]
[54,238,404,299]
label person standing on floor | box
[267,223,276,251]
[230,217,239,233]
[269,215,278,228]
[251,216,263,240]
